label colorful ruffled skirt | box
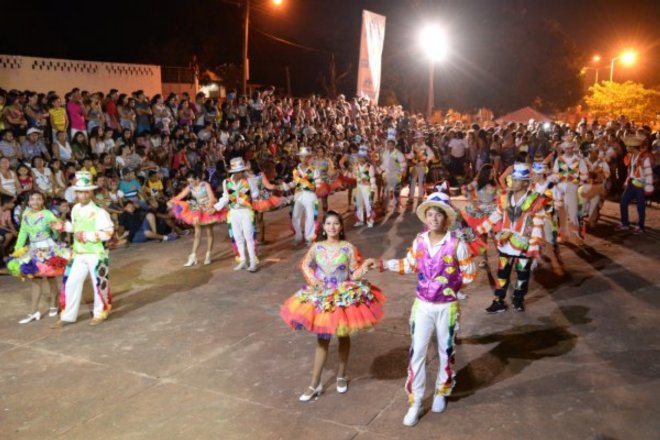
[280,280,386,338]
[7,240,71,278]
[315,182,332,198]
[460,203,497,232]
[169,199,227,225]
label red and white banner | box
[356,10,386,104]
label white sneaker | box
[403,406,421,427]
[367,222,374,228]
[431,395,446,413]
[247,263,258,273]
[19,311,41,325]
[233,261,247,271]
[354,221,365,227]
[457,291,467,300]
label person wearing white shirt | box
[380,138,406,211]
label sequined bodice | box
[308,242,357,288]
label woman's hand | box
[362,258,377,271]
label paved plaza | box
[1,193,659,440]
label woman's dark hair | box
[31,156,45,168]
[185,171,200,180]
[117,94,128,107]
[476,164,495,190]
[317,210,346,241]
[27,190,45,201]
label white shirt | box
[448,138,467,158]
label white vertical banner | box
[356,10,386,104]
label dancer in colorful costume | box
[615,135,654,234]
[54,171,114,327]
[314,147,335,217]
[378,191,476,426]
[353,146,377,227]
[280,211,385,401]
[580,145,610,228]
[531,159,564,275]
[286,146,320,246]
[460,164,499,267]
[380,137,406,212]
[551,137,588,244]
[251,159,287,243]
[407,132,434,205]
[9,191,70,324]
[477,163,546,313]
[214,157,260,272]
[170,171,226,266]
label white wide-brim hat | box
[416,192,457,225]
[72,171,98,191]
[298,146,312,156]
[511,162,531,181]
[229,157,248,173]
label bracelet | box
[379,258,385,273]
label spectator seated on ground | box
[118,201,176,244]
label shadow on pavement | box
[451,305,590,400]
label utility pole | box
[242,0,250,94]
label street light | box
[419,24,448,118]
[242,0,284,94]
[581,54,602,84]
[609,49,637,82]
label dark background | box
[2,0,658,113]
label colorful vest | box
[72,203,106,256]
[227,178,252,209]
[495,191,545,254]
[414,234,462,304]
[293,166,316,192]
[16,209,57,248]
[355,163,371,185]
[556,156,583,184]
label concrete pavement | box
[0,193,659,440]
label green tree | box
[585,81,660,122]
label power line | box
[251,26,331,54]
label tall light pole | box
[609,50,637,82]
[242,0,250,94]
[242,0,283,94]
[419,24,448,118]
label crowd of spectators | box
[1,85,659,266]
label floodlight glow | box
[620,50,636,65]
[419,24,448,62]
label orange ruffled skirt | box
[169,199,227,225]
[280,281,386,338]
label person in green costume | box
[9,191,70,324]
[52,171,114,327]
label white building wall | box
[0,54,161,97]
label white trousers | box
[292,190,318,242]
[405,299,458,408]
[409,166,426,200]
[354,184,374,224]
[555,182,579,226]
[229,208,257,265]
[60,254,111,322]
[383,173,401,210]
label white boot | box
[233,260,247,271]
[403,406,421,427]
[184,253,197,267]
[431,395,446,413]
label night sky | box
[2,0,658,112]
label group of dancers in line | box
[5,131,652,426]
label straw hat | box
[416,192,457,224]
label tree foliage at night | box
[585,81,660,123]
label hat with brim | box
[26,128,42,136]
[511,162,531,181]
[623,135,645,147]
[531,161,549,175]
[72,171,98,191]
[357,146,369,158]
[298,146,312,156]
[416,192,457,225]
[229,157,248,173]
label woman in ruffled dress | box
[280,210,385,401]
[169,172,226,266]
[8,191,70,324]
